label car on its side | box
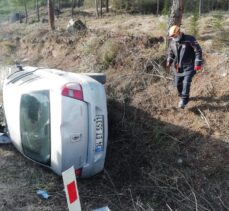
[3,66,108,177]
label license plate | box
[95,115,104,152]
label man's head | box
[169,25,182,41]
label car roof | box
[5,66,96,87]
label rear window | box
[20,91,51,165]
[7,71,33,84]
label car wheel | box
[84,73,106,85]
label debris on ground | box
[93,206,111,211]
[0,133,11,144]
[36,190,49,200]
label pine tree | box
[48,0,55,30]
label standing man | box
[167,25,202,108]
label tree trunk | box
[74,0,77,8]
[211,0,214,11]
[157,0,159,16]
[106,0,109,13]
[168,0,184,28]
[48,0,55,30]
[167,0,184,48]
[24,0,28,23]
[100,0,103,17]
[71,0,74,17]
[199,0,202,16]
[95,0,99,17]
[57,0,60,11]
[36,0,40,22]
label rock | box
[66,19,87,33]
[10,13,25,23]
[177,158,183,165]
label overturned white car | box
[3,66,108,177]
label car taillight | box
[75,168,82,177]
[61,83,83,101]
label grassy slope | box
[0,9,229,211]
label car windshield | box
[20,91,51,165]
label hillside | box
[0,9,229,211]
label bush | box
[161,0,169,15]
[212,13,224,31]
[137,0,158,13]
[5,43,16,54]
[189,12,199,37]
[209,13,229,50]
[97,39,120,69]
[83,0,96,8]
[110,0,158,13]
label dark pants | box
[175,71,196,105]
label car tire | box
[84,73,106,85]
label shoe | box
[178,99,185,109]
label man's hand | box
[194,66,202,71]
[166,62,171,70]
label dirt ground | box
[0,9,229,211]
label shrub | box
[110,0,158,13]
[83,36,103,54]
[189,12,199,37]
[137,0,158,14]
[212,13,224,31]
[5,43,16,54]
[83,0,96,8]
[97,39,120,69]
[162,0,169,15]
[211,14,229,50]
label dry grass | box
[0,145,66,211]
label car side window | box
[20,91,51,165]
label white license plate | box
[95,115,104,152]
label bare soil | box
[0,10,229,211]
